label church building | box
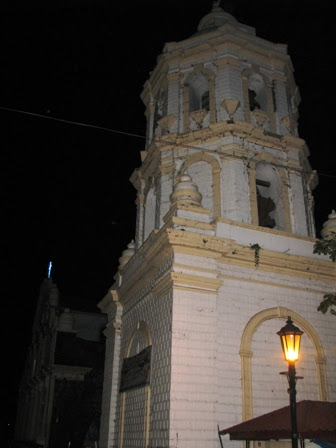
[98,4,336,448]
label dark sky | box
[1,0,334,433]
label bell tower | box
[99,5,335,448]
[131,3,316,249]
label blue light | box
[47,261,52,279]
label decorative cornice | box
[109,219,335,312]
[219,273,332,295]
[163,205,212,228]
[137,148,160,180]
[158,159,174,176]
[271,72,287,83]
[215,56,241,70]
[103,321,117,337]
[97,288,120,315]
[150,273,174,300]
[216,217,314,242]
[147,120,308,160]
[221,244,335,283]
[129,168,144,192]
[170,271,221,293]
[170,227,334,282]
[167,71,183,84]
[141,29,290,106]
[180,33,287,68]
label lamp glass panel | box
[281,333,301,362]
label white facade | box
[99,5,336,448]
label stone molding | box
[112,225,335,315]
[170,271,221,293]
[215,56,241,71]
[271,72,287,83]
[147,120,308,159]
[217,242,335,282]
[163,203,212,225]
[219,272,331,295]
[166,71,183,85]
[164,215,214,232]
[103,321,117,338]
[98,288,119,315]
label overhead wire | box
[0,106,145,139]
[1,105,335,179]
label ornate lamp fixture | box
[277,317,304,448]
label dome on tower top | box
[197,1,237,32]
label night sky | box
[2,0,334,435]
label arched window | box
[201,90,210,110]
[240,308,328,420]
[189,73,210,112]
[248,73,267,112]
[128,328,150,357]
[255,163,285,230]
[143,184,156,241]
[153,87,168,135]
[183,66,216,132]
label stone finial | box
[198,2,237,32]
[212,0,222,10]
[118,240,135,270]
[170,173,202,207]
[321,210,336,239]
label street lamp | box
[277,317,303,448]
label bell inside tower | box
[256,163,285,230]
[248,73,267,112]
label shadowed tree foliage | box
[313,232,336,316]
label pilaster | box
[167,71,182,134]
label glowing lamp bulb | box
[277,317,303,364]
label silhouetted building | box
[15,277,107,448]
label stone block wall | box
[114,289,174,448]
[165,247,336,447]
[170,287,218,448]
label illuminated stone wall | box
[98,4,335,448]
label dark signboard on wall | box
[119,346,151,392]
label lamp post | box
[277,317,303,448]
